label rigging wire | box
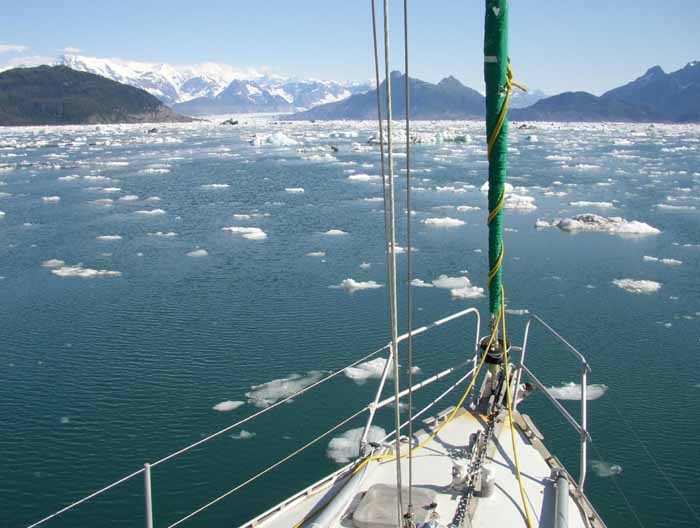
[373,0,405,523]
[402,0,415,523]
[588,439,646,528]
[608,396,700,524]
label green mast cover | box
[484,0,509,320]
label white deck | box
[241,407,605,528]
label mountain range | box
[511,62,700,123]
[0,66,191,126]
[289,62,700,123]
[56,54,372,114]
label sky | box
[1,0,699,95]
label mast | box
[484,0,510,326]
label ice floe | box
[246,370,325,408]
[42,196,61,203]
[569,201,614,209]
[324,229,348,236]
[410,278,434,288]
[506,194,537,211]
[654,203,696,211]
[85,198,114,206]
[332,278,383,292]
[285,187,305,193]
[347,174,381,182]
[222,226,267,240]
[344,358,390,384]
[186,249,209,257]
[135,209,166,216]
[590,460,623,477]
[41,259,65,268]
[230,429,256,440]
[305,251,326,257]
[119,195,139,201]
[359,262,371,269]
[51,264,122,278]
[96,235,122,241]
[535,214,660,235]
[146,231,177,237]
[642,256,682,266]
[612,279,662,294]
[202,183,230,189]
[327,426,386,463]
[251,132,298,147]
[422,217,465,227]
[546,382,608,400]
[213,400,244,412]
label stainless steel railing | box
[517,313,592,490]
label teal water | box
[1,120,699,527]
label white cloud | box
[0,55,53,72]
[0,44,29,54]
[63,47,82,53]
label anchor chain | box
[450,411,498,527]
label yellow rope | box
[350,308,503,476]
[501,286,534,528]
[486,64,526,296]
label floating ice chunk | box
[332,278,383,292]
[134,209,166,216]
[213,400,244,412]
[202,183,229,189]
[51,264,122,278]
[145,197,162,202]
[545,155,573,161]
[571,164,601,170]
[327,426,386,463]
[506,309,530,316]
[506,194,537,211]
[141,168,171,174]
[305,251,326,257]
[251,132,298,147]
[186,249,209,257]
[451,285,485,299]
[422,217,465,227]
[537,214,660,235]
[612,279,662,294]
[230,429,256,440]
[85,198,114,206]
[643,256,682,266]
[410,278,434,288]
[654,204,696,211]
[324,229,348,236]
[58,175,80,181]
[101,187,121,193]
[146,231,177,237]
[41,259,65,268]
[0,192,12,198]
[222,226,267,240]
[432,275,470,289]
[119,195,139,201]
[569,201,614,209]
[42,196,61,203]
[232,214,251,220]
[546,382,608,400]
[590,460,623,478]
[0,211,4,219]
[246,370,325,408]
[480,181,514,193]
[96,235,122,241]
[285,187,305,193]
[456,205,480,212]
[363,197,383,202]
[347,174,380,182]
[344,358,390,384]
[359,262,371,269]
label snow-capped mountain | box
[56,54,371,113]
